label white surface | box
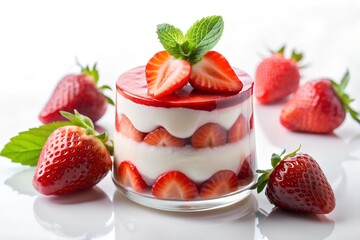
[1,0,360,239]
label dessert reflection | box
[33,187,113,239]
[112,191,257,240]
[256,207,335,240]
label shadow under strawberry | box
[4,168,38,196]
[256,207,335,240]
[33,187,113,238]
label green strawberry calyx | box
[0,111,114,166]
[251,145,301,193]
[76,60,115,106]
[331,70,360,124]
[61,110,114,155]
[272,45,303,63]
[156,15,224,64]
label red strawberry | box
[151,171,198,200]
[228,114,248,143]
[280,71,360,133]
[33,111,112,195]
[255,46,302,104]
[145,51,191,98]
[143,127,185,147]
[191,123,227,148]
[253,146,335,214]
[189,51,243,93]
[39,63,113,124]
[118,115,145,142]
[199,170,239,199]
[118,161,147,193]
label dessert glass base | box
[113,178,256,212]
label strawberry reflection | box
[112,191,257,240]
[256,208,335,240]
[33,187,113,239]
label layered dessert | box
[113,15,256,202]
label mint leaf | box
[185,15,224,64]
[157,24,185,59]
[0,122,71,166]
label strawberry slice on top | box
[189,51,243,93]
[145,51,191,98]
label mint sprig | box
[0,121,71,166]
[156,15,224,64]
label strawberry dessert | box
[113,16,256,210]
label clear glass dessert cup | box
[113,66,256,212]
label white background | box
[1,0,360,239]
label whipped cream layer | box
[116,92,253,138]
[114,131,255,185]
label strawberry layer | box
[116,92,253,138]
[116,66,253,111]
[114,130,255,186]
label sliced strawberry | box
[238,156,254,185]
[115,111,121,132]
[228,114,248,143]
[145,51,191,98]
[151,171,198,200]
[191,123,227,148]
[199,170,239,199]
[143,127,185,147]
[118,115,145,142]
[189,51,243,93]
[118,161,147,193]
[249,113,254,130]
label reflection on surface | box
[33,187,113,239]
[5,167,37,196]
[113,191,258,240]
[257,207,335,240]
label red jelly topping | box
[116,66,253,111]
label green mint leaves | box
[0,121,71,166]
[156,15,224,64]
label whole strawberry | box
[39,63,113,124]
[33,111,112,195]
[252,146,335,214]
[255,46,302,104]
[280,71,360,133]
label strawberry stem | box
[251,145,302,193]
[331,70,360,124]
[271,45,303,63]
[75,59,99,84]
[61,110,114,156]
[61,110,94,134]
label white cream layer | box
[114,131,255,186]
[116,92,253,138]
